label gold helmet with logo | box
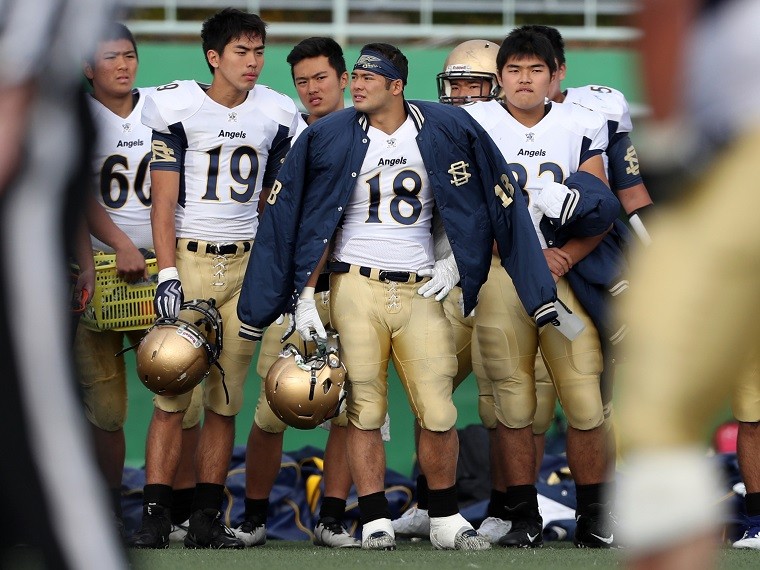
[265,331,346,430]
[437,39,502,104]
[135,299,223,397]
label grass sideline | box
[123,541,760,570]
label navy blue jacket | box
[238,101,558,339]
[540,170,630,353]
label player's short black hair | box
[84,22,138,85]
[201,8,267,74]
[286,37,346,81]
[515,24,566,65]
[496,30,558,75]
[360,42,409,86]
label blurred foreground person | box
[0,0,128,569]
[616,0,760,568]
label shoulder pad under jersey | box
[250,84,299,129]
[565,85,633,133]
[140,80,205,134]
[461,99,501,125]
[562,100,609,137]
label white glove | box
[534,179,578,224]
[417,253,459,302]
[295,287,327,341]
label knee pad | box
[253,391,289,434]
[417,401,457,432]
[85,381,127,431]
[532,390,557,435]
[560,383,605,430]
[348,388,388,431]
[181,385,203,429]
[478,393,498,429]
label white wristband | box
[158,267,180,284]
[299,286,316,300]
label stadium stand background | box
[115,0,645,476]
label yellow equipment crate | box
[79,252,158,331]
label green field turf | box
[121,541,757,570]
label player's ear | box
[558,63,567,82]
[339,71,348,90]
[206,49,220,71]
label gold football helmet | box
[265,331,346,430]
[134,298,223,397]
[437,39,502,104]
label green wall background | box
[134,43,642,106]
[122,43,640,477]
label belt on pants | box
[183,240,252,256]
[328,261,423,284]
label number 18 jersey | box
[332,116,435,271]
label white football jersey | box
[563,85,633,134]
[88,88,154,251]
[332,116,434,271]
[464,100,608,247]
[142,80,299,241]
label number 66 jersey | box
[141,80,299,242]
[88,87,156,251]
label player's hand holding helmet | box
[417,253,460,302]
[265,329,346,429]
[295,286,327,342]
[134,298,224,397]
[154,267,184,319]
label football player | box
[462,30,624,548]
[238,42,562,551]
[519,23,653,481]
[233,36,360,549]
[393,39,507,542]
[129,8,299,549]
[0,0,128,567]
[76,22,203,540]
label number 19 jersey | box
[142,80,299,242]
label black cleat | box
[497,502,543,548]
[128,504,171,549]
[184,508,245,549]
[574,503,619,548]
